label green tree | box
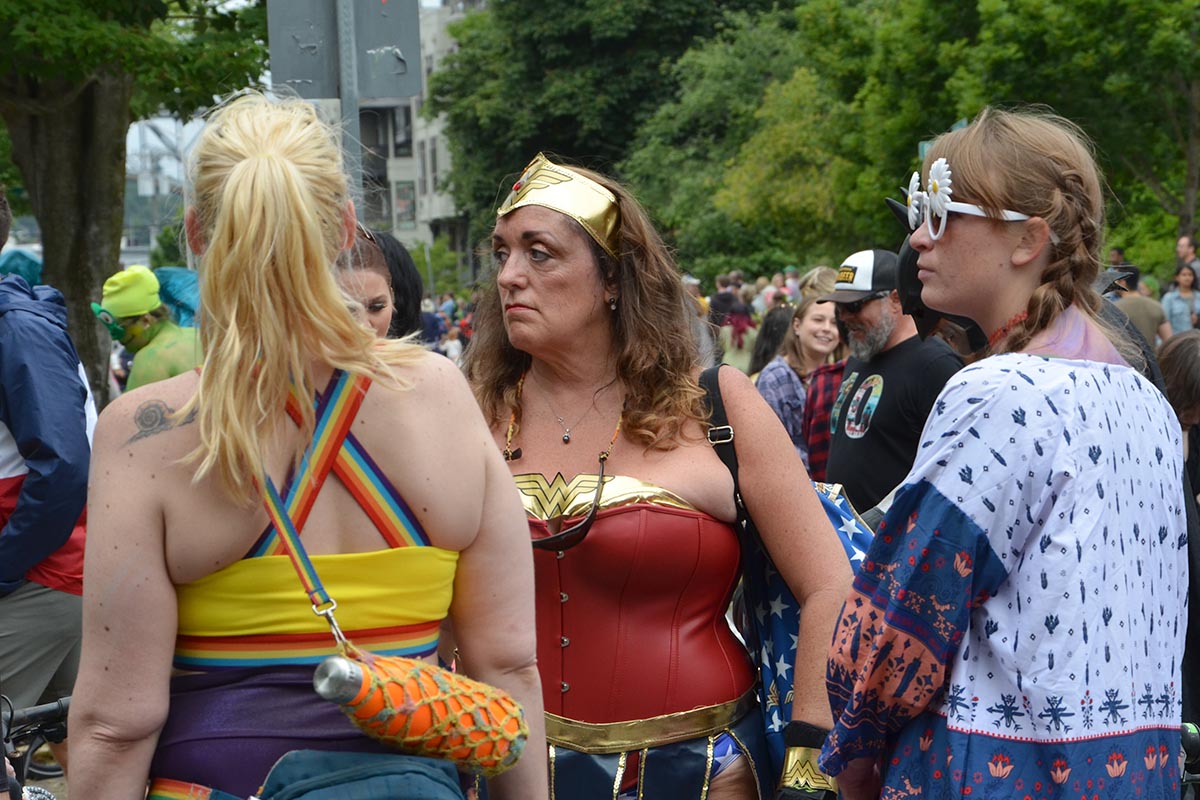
[945,0,1200,248]
[624,1,956,273]
[717,67,863,262]
[0,0,266,403]
[620,8,810,278]
[427,0,796,247]
[0,124,27,218]
[411,235,468,298]
[150,212,185,268]
[627,0,1199,282]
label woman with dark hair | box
[1162,263,1199,336]
[338,228,424,339]
[747,305,792,378]
[466,153,850,798]
[374,230,424,338]
[822,107,1186,800]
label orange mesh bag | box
[313,646,528,776]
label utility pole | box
[267,1,423,202]
[335,0,362,195]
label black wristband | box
[776,788,835,800]
[782,720,830,749]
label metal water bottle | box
[313,654,367,704]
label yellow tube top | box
[173,546,458,670]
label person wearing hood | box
[0,188,96,778]
[91,264,202,390]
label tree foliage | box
[426,0,797,246]
[945,0,1200,246]
[623,0,956,277]
[614,0,1199,284]
[0,124,27,218]
[411,235,465,298]
[620,9,809,276]
[0,0,266,403]
[150,212,185,268]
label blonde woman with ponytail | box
[822,107,1187,800]
[69,93,545,800]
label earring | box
[608,296,618,311]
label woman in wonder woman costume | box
[67,93,547,800]
[464,153,852,799]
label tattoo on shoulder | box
[127,400,198,444]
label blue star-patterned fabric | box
[742,481,874,776]
[820,354,1189,799]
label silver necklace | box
[543,394,596,444]
[536,377,621,444]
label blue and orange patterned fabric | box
[172,370,457,671]
[820,353,1188,799]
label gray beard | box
[848,305,896,361]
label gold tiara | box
[496,153,620,259]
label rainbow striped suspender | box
[250,375,429,557]
[259,371,372,645]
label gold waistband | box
[544,691,755,754]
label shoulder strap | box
[262,475,334,609]
[258,372,371,647]
[698,365,748,521]
[283,378,431,549]
[254,372,372,554]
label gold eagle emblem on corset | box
[514,472,609,520]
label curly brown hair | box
[463,161,707,449]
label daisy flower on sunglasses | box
[926,158,954,217]
[907,172,922,229]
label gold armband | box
[779,746,838,794]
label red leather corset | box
[518,473,755,723]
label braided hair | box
[923,107,1135,363]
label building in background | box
[104,2,483,279]
[123,116,186,266]
[359,0,481,285]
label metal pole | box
[424,241,435,297]
[336,0,362,198]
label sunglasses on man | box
[836,292,890,315]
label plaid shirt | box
[801,359,846,482]
[755,356,808,467]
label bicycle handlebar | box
[4,697,69,732]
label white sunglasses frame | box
[909,194,1032,240]
[907,170,1031,241]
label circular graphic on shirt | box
[844,375,884,439]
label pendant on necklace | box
[562,432,571,444]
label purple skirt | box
[150,665,394,797]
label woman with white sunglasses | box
[819,107,1188,800]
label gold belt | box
[544,690,754,754]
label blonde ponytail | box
[181,93,422,505]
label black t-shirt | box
[825,335,963,511]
